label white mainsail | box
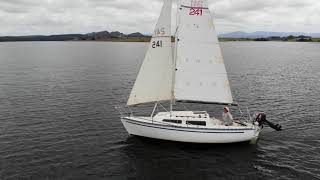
[127,0,173,106]
[174,0,234,104]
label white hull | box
[121,115,261,144]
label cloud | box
[0,0,319,36]
[211,0,320,33]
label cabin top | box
[155,111,210,119]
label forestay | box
[174,0,234,104]
[127,0,173,106]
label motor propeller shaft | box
[262,119,282,131]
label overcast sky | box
[1,0,319,36]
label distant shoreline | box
[1,38,319,43]
[1,30,319,43]
[219,37,320,43]
[0,31,151,42]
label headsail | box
[127,0,173,106]
[174,0,234,105]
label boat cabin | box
[153,111,225,128]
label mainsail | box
[174,0,234,104]
[127,0,173,106]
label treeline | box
[0,34,83,42]
[254,35,318,42]
[220,35,320,42]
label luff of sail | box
[174,0,234,105]
[127,0,173,106]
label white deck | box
[127,111,251,128]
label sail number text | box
[152,40,163,48]
[154,27,166,36]
[189,8,203,16]
[189,0,204,16]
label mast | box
[170,0,180,113]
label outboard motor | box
[255,113,282,131]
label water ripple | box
[0,42,319,179]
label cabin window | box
[163,119,182,124]
[186,121,206,126]
[193,112,205,114]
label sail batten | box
[180,5,209,9]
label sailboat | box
[119,0,267,143]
